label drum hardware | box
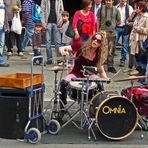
[44,64,69,119]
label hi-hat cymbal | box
[44,66,68,71]
[114,75,148,82]
[48,56,76,61]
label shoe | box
[119,60,125,67]
[128,69,139,76]
[46,60,52,65]
[20,55,28,59]
[123,68,132,73]
[7,52,13,56]
[0,63,9,67]
[108,67,117,73]
[18,52,23,56]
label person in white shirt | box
[0,0,9,67]
[115,0,133,67]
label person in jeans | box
[0,0,9,67]
[41,0,64,64]
[4,0,23,56]
[97,0,121,73]
[115,0,133,67]
[21,0,35,53]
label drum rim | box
[89,91,138,140]
[69,81,97,90]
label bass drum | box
[89,91,138,140]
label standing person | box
[115,0,133,67]
[0,0,9,67]
[40,0,64,65]
[97,0,121,73]
[32,22,43,65]
[91,0,102,24]
[71,0,96,52]
[4,0,23,56]
[21,0,35,53]
[60,11,72,46]
[129,1,148,83]
[60,11,72,65]
[59,32,108,113]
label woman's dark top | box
[70,50,99,77]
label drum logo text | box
[102,105,126,114]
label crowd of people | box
[0,0,148,85]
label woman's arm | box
[98,65,107,78]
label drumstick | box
[111,69,122,80]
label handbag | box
[143,37,148,50]
[11,13,22,34]
[123,25,133,35]
[138,40,147,54]
[65,17,82,38]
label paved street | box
[0,46,147,148]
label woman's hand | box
[59,46,72,56]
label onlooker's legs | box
[21,27,34,52]
[107,36,116,73]
[46,23,52,63]
[14,32,22,54]
[120,34,129,66]
[0,28,9,66]
[52,24,61,57]
[115,27,122,49]
[0,29,5,63]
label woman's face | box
[135,6,143,15]
[84,3,92,11]
[91,34,102,48]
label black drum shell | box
[89,91,138,140]
[68,81,97,101]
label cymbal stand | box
[129,80,144,138]
[45,62,66,120]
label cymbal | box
[114,75,148,82]
[48,56,76,61]
[44,66,68,71]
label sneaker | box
[128,69,139,76]
[18,52,23,56]
[108,67,117,73]
[0,63,9,67]
[7,52,13,56]
[119,60,125,67]
[123,68,132,73]
[46,60,52,65]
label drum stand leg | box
[87,118,97,140]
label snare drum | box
[68,81,97,101]
[89,91,138,140]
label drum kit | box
[45,62,148,140]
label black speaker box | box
[0,87,43,139]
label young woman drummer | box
[59,32,109,116]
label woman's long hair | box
[79,31,107,69]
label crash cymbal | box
[48,56,76,61]
[44,66,68,71]
[114,75,148,82]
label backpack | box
[31,3,41,23]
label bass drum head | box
[95,96,138,140]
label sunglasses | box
[92,36,101,43]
